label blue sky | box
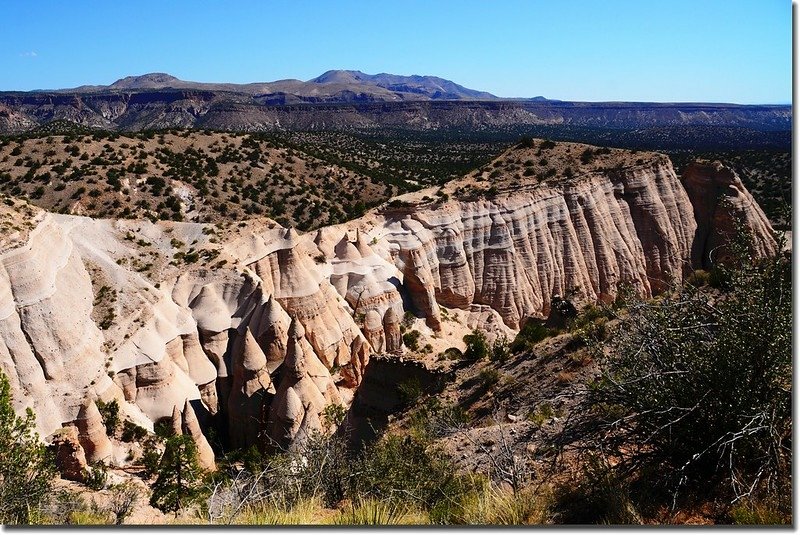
[1,0,790,103]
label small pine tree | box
[0,372,54,524]
[149,435,207,514]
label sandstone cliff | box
[0,142,777,465]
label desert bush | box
[527,402,555,428]
[85,461,109,490]
[96,399,120,436]
[685,269,711,287]
[397,377,423,407]
[463,329,489,360]
[408,398,469,440]
[517,136,535,149]
[553,455,641,525]
[510,321,555,353]
[121,420,147,443]
[321,403,347,432]
[107,482,140,525]
[478,368,501,387]
[729,498,789,525]
[490,336,510,363]
[402,329,421,351]
[350,434,476,518]
[585,231,791,510]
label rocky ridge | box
[0,141,777,469]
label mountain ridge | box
[43,70,500,101]
[0,71,790,136]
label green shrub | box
[321,403,347,432]
[729,499,789,525]
[121,420,147,443]
[350,434,476,517]
[439,347,463,361]
[490,337,510,363]
[685,269,711,287]
[397,377,422,407]
[585,231,791,507]
[463,330,489,360]
[96,399,120,436]
[517,136,535,149]
[527,402,555,428]
[0,372,54,524]
[554,455,640,525]
[478,368,500,387]
[510,321,555,353]
[409,398,469,440]
[402,330,421,351]
[85,462,108,491]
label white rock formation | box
[0,146,777,460]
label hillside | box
[0,71,790,136]
[0,130,393,230]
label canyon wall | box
[0,152,777,464]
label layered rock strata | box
[682,160,778,267]
[0,146,777,464]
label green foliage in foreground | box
[585,232,791,515]
[0,372,55,524]
[150,435,208,514]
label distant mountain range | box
[0,71,790,135]
[50,70,502,102]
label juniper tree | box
[0,372,54,524]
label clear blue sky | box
[0,0,790,103]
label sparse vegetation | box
[574,230,791,523]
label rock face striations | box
[378,154,698,329]
[0,141,777,466]
[682,160,778,267]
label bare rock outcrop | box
[682,160,777,267]
[228,327,273,449]
[267,318,337,450]
[181,399,216,471]
[75,398,113,464]
[379,154,696,328]
[51,426,88,482]
[168,400,216,471]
